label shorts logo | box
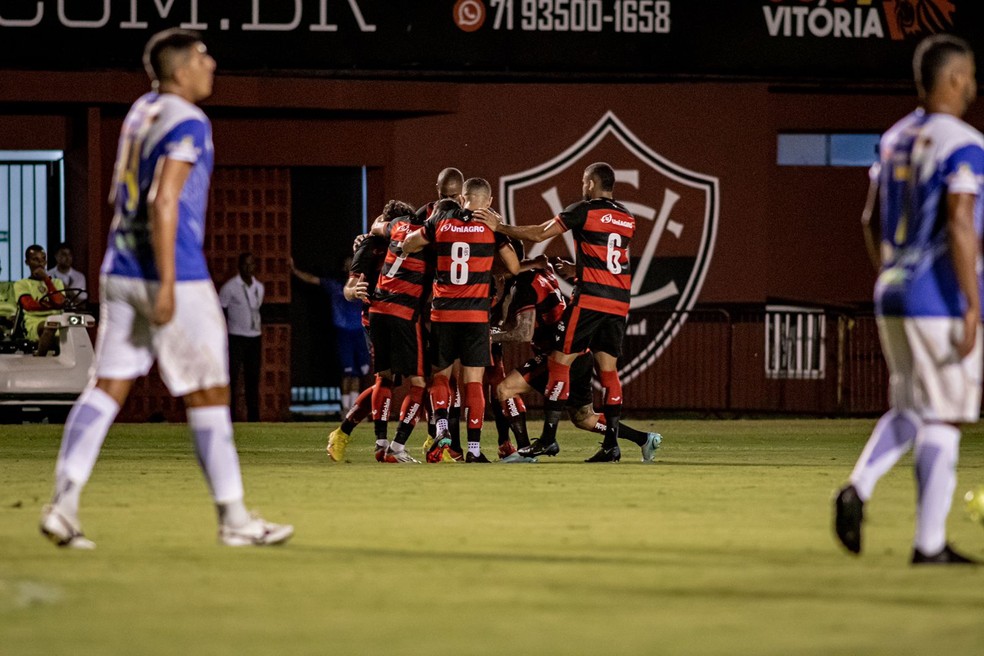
[500,111,719,385]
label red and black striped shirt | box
[370,215,433,321]
[423,203,509,324]
[509,269,566,354]
[556,198,634,317]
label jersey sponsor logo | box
[500,110,719,385]
[600,213,634,229]
[440,223,485,233]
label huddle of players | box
[325,165,662,464]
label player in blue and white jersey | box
[40,29,292,549]
[835,35,984,565]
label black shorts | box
[520,351,594,408]
[554,304,627,357]
[369,312,427,377]
[430,321,491,370]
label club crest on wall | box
[499,111,720,384]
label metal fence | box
[504,307,890,416]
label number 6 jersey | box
[556,198,635,317]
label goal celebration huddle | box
[324,166,662,465]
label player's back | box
[424,204,499,323]
[558,198,635,316]
[103,92,214,282]
[372,215,433,320]
[876,111,984,318]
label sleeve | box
[511,276,537,313]
[350,239,375,275]
[422,216,438,243]
[556,201,588,231]
[163,118,207,164]
[257,281,265,305]
[494,232,512,249]
[944,143,984,195]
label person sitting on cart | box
[14,244,66,356]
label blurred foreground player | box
[834,35,984,564]
[39,29,292,548]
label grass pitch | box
[2,419,984,655]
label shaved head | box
[585,162,616,192]
[436,167,464,199]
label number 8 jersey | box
[422,202,511,323]
[556,198,635,317]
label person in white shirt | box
[47,243,88,302]
[219,252,264,422]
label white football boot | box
[40,505,96,550]
[219,513,294,547]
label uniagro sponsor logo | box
[762,0,955,40]
[499,111,719,385]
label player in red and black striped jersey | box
[403,177,520,463]
[492,259,660,462]
[363,209,436,463]
[322,199,415,462]
[476,162,640,463]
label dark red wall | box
[2,70,976,416]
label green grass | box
[2,419,984,655]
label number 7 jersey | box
[556,198,635,317]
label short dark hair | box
[462,177,492,198]
[143,28,203,86]
[585,162,616,192]
[237,252,253,268]
[25,244,43,260]
[381,199,416,222]
[437,168,464,198]
[54,242,71,253]
[914,34,973,96]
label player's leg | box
[161,281,291,546]
[486,347,515,456]
[382,316,425,463]
[424,320,463,461]
[387,377,426,463]
[243,335,262,422]
[835,317,916,554]
[568,405,662,462]
[495,373,530,451]
[448,364,463,455]
[41,277,151,549]
[331,326,375,445]
[584,351,623,462]
[227,334,245,420]
[456,323,492,463]
[41,377,134,549]
[909,318,980,564]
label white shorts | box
[877,316,983,423]
[93,275,229,397]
